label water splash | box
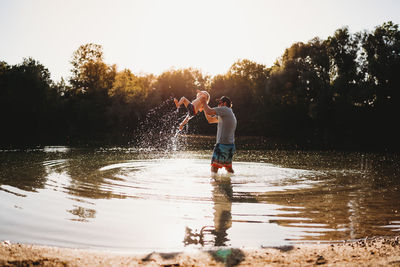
[170,128,181,151]
[135,98,189,151]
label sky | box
[1,0,400,82]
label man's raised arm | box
[200,97,216,116]
[200,97,218,123]
[204,112,218,124]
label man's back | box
[214,106,237,144]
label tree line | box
[1,21,399,150]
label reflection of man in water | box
[183,177,233,247]
[212,176,233,246]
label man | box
[200,96,237,173]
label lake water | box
[1,143,399,252]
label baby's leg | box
[174,97,190,109]
[179,115,190,130]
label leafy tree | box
[67,43,116,136]
[362,21,400,148]
[69,43,103,93]
[1,22,400,150]
[109,69,148,105]
[263,39,333,144]
[69,43,116,97]
[363,21,400,107]
[226,59,268,105]
[0,58,59,145]
[107,69,151,133]
[151,68,209,103]
[209,59,268,134]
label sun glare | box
[2,0,400,80]
[106,0,257,75]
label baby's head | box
[198,90,210,104]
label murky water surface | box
[1,146,399,252]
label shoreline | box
[1,236,400,266]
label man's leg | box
[211,144,221,174]
[225,166,234,173]
[211,165,219,173]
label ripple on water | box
[1,150,399,251]
[97,158,321,202]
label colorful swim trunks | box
[211,143,236,168]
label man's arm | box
[200,97,218,123]
[204,112,218,124]
[200,97,217,116]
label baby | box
[174,90,210,130]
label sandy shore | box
[1,236,400,266]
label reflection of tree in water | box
[0,151,102,222]
[2,149,138,222]
[67,205,96,222]
[0,150,129,201]
[183,154,400,244]
[0,152,47,194]
[63,151,136,222]
[64,151,129,200]
[263,154,400,241]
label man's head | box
[216,96,232,108]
